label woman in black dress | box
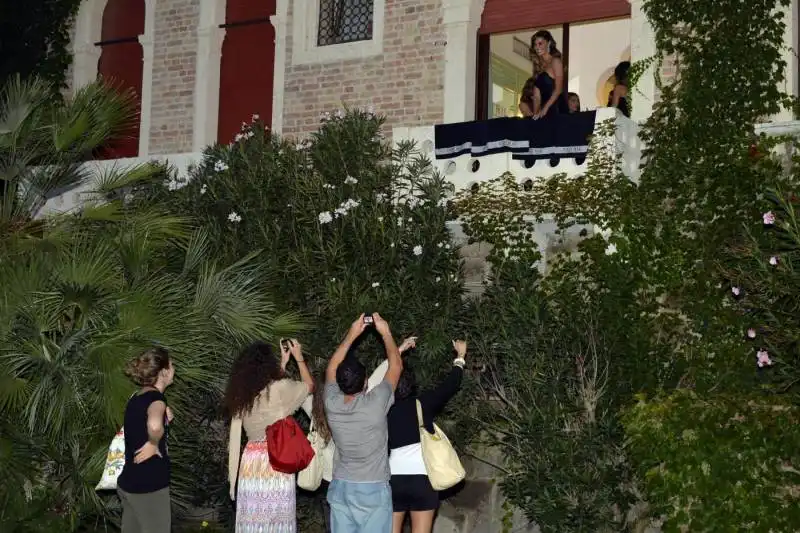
[519,30,567,120]
[608,61,631,117]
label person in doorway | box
[388,340,467,533]
[608,60,630,117]
[567,92,581,113]
[226,339,314,533]
[521,30,567,119]
[324,313,403,533]
[117,347,175,533]
[302,336,417,533]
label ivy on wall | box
[455,0,800,530]
[0,0,83,91]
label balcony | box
[392,107,643,192]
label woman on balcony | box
[608,61,631,118]
[519,30,567,120]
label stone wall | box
[281,0,447,138]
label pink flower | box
[731,286,741,296]
[769,256,779,266]
[756,349,773,368]
[763,211,776,225]
[747,328,756,338]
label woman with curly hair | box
[117,347,175,533]
[226,339,313,533]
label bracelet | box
[295,359,305,363]
[453,358,466,368]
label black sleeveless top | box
[533,72,567,118]
[117,390,170,493]
[608,87,630,118]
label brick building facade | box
[68,0,678,160]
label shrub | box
[624,391,800,531]
[141,110,475,528]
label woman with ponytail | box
[117,347,175,533]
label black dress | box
[608,87,630,117]
[533,72,568,117]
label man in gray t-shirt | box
[324,313,403,533]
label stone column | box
[442,0,485,124]
[270,0,290,136]
[192,1,226,151]
[628,0,657,122]
[776,0,799,122]
[137,0,157,157]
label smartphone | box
[363,315,374,325]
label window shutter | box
[479,0,630,35]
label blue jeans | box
[327,480,392,533]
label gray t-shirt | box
[324,379,394,482]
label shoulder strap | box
[415,400,424,428]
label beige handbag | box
[416,400,465,490]
[297,421,324,491]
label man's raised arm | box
[326,314,368,384]
[372,313,403,391]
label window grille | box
[317,0,373,46]
[513,37,532,61]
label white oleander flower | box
[344,176,358,185]
[200,184,207,195]
[413,245,423,256]
[371,282,380,288]
[228,211,242,223]
[234,133,244,142]
[318,211,333,224]
[214,160,229,172]
[252,113,260,121]
[605,243,617,256]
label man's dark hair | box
[336,357,367,395]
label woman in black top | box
[609,61,631,118]
[117,347,175,533]
[387,339,467,533]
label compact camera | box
[363,314,374,325]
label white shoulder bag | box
[297,420,324,491]
[96,427,126,491]
[416,400,465,491]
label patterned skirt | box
[236,441,296,533]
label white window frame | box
[291,0,385,65]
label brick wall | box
[281,0,447,138]
[147,0,200,155]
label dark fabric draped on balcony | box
[434,111,596,161]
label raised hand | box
[452,340,467,359]
[399,336,418,353]
[288,338,303,360]
[372,312,392,337]
[347,314,368,340]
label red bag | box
[266,416,315,474]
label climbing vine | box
[0,0,83,91]
[457,0,800,530]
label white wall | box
[568,18,631,109]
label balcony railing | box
[393,107,643,192]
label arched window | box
[217,0,276,144]
[95,0,145,159]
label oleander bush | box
[137,109,474,530]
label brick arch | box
[217,0,277,144]
[95,0,145,158]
